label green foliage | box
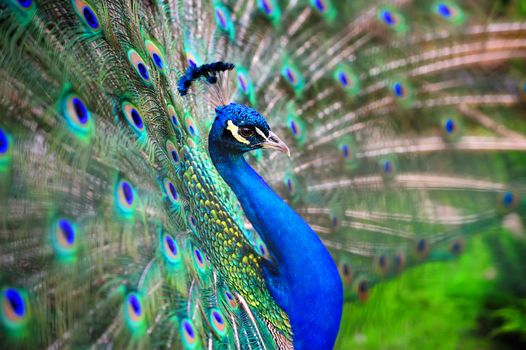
[336,233,498,350]
[491,299,526,341]
[336,228,526,349]
[482,227,526,343]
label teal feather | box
[0,0,526,349]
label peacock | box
[1,0,525,349]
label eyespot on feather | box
[237,71,249,94]
[334,66,361,96]
[166,140,180,166]
[162,234,181,264]
[394,253,406,273]
[167,104,183,137]
[379,9,398,26]
[145,40,166,72]
[499,191,519,211]
[379,158,396,176]
[433,1,465,25]
[357,280,369,302]
[281,60,305,96]
[124,293,146,333]
[209,308,228,337]
[192,247,206,272]
[390,80,413,107]
[450,238,464,256]
[255,238,271,261]
[377,7,408,33]
[224,290,239,311]
[122,101,147,137]
[441,116,462,142]
[257,0,281,24]
[72,0,100,31]
[1,288,29,331]
[341,144,350,159]
[236,67,256,104]
[312,0,327,13]
[127,49,151,84]
[445,118,455,134]
[61,94,93,140]
[258,0,275,15]
[167,105,177,123]
[163,178,180,206]
[185,49,201,68]
[0,129,9,155]
[184,115,199,138]
[187,213,198,232]
[181,318,198,348]
[310,0,336,21]
[376,254,389,275]
[115,179,137,217]
[415,238,430,259]
[214,4,235,40]
[13,0,34,11]
[17,0,33,9]
[339,263,352,285]
[51,218,78,260]
[286,114,307,146]
[0,128,13,170]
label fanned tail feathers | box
[0,0,525,348]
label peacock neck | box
[209,143,343,350]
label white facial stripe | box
[255,127,267,139]
[227,120,250,145]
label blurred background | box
[336,226,526,349]
[332,2,526,348]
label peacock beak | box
[260,130,290,157]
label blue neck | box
[209,143,343,349]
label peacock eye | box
[239,127,255,138]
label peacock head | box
[210,102,290,156]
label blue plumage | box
[208,103,343,349]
